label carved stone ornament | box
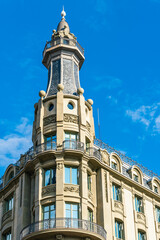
[86,121,91,132]
[64,114,78,124]
[114,201,123,210]
[56,235,63,240]
[64,186,79,193]
[57,163,63,170]
[137,212,145,221]
[82,166,86,173]
[42,185,56,196]
[43,114,56,126]
[101,150,109,165]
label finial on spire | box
[61,6,66,20]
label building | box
[0,9,160,240]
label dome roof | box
[57,18,70,32]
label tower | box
[1,8,160,240]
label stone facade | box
[0,9,160,240]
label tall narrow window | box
[44,169,56,186]
[87,174,91,191]
[115,220,124,239]
[138,231,146,240]
[4,232,11,240]
[112,184,122,202]
[65,166,78,185]
[135,195,143,213]
[43,204,56,228]
[88,208,93,222]
[6,196,13,212]
[65,203,79,227]
[156,206,160,223]
[111,160,118,170]
[44,134,56,150]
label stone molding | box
[43,114,56,126]
[64,114,78,124]
[86,121,91,132]
[42,184,56,197]
[2,209,12,223]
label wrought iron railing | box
[43,37,84,57]
[20,218,107,240]
[63,140,84,151]
[94,138,160,179]
[86,147,101,161]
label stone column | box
[80,160,88,220]
[56,158,64,219]
[34,165,42,222]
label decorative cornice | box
[42,184,56,197]
[64,114,78,124]
[43,114,56,126]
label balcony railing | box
[86,147,101,161]
[43,37,84,57]
[20,218,107,240]
[63,140,84,151]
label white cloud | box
[0,118,32,168]
[126,103,160,133]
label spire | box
[57,7,70,33]
[61,6,66,20]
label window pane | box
[72,168,78,184]
[45,170,50,186]
[44,212,49,220]
[65,167,70,183]
[65,133,70,140]
[51,169,56,184]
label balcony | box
[86,147,101,161]
[20,218,107,240]
[43,37,84,58]
[63,140,84,151]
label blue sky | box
[0,0,160,177]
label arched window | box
[110,153,122,173]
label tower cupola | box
[42,9,85,97]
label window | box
[112,184,122,202]
[87,174,91,191]
[44,134,56,150]
[6,196,13,212]
[48,103,54,111]
[65,203,79,227]
[86,138,90,149]
[133,174,139,182]
[43,204,55,228]
[64,132,78,149]
[65,166,78,185]
[138,231,146,240]
[154,185,158,193]
[156,206,160,223]
[88,208,93,222]
[67,102,74,110]
[111,161,117,170]
[8,171,14,181]
[4,232,11,240]
[115,220,124,239]
[135,195,143,213]
[44,169,56,186]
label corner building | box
[1,10,160,240]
